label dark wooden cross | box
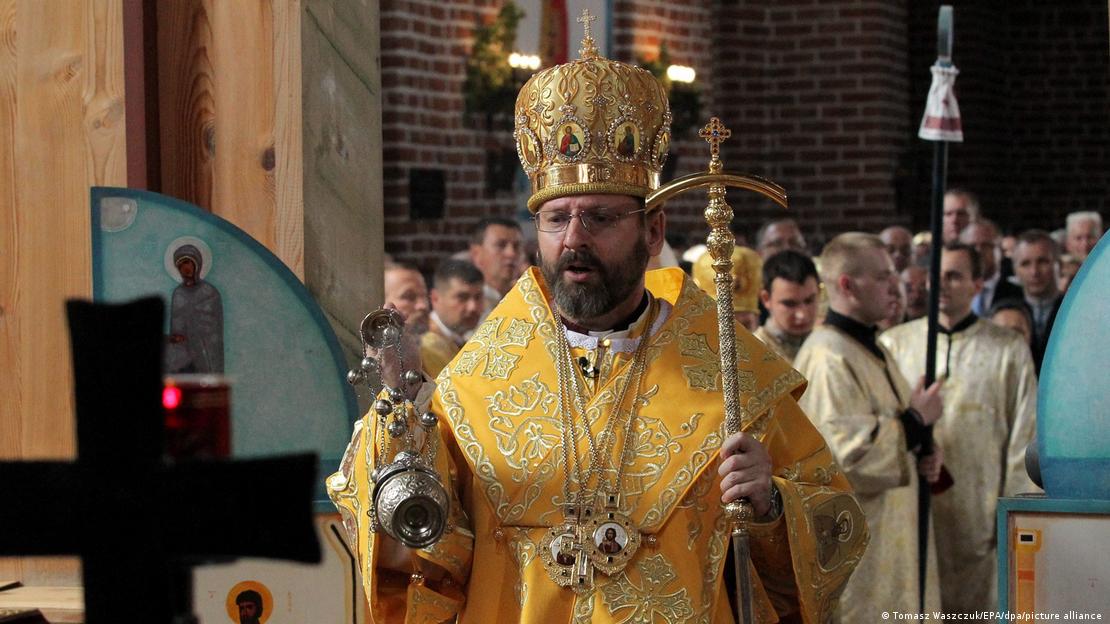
[0,297,320,623]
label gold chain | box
[608,342,651,493]
[553,298,657,502]
[554,329,588,505]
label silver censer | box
[347,309,449,549]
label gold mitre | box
[692,246,763,313]
[514,11,672,212]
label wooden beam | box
[274,0,304,278]
[209,0,277,253]
[157,0,302,275]
[156,0,215,211]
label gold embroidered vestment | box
[329,268,867,623]
[880,318,1039,617]
[794,325,942,622]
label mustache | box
[555,249,603,272]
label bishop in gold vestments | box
[330,19,867,622]
[329,269,867,623]
[881,315,1039,616]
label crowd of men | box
[377,192,1102,618]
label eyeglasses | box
[533,208,648,233]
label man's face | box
[880,277,906,330]
[431,277,484,335]
[960,222,999,279]
[901,265,929,319]
[1066,219,1101,261]
[535,194,662,323]
[761,276,819,337]
[943,193,975,243]
[758,222,806,259]
[383,268,430,334]
[880,228,913,272]
[848,248,898,325]
[471,225,524,292]
[1014,240,1058,299]
[936,249,982,320]
[238,601,260,623]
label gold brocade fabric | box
[329,268,868,623]
[794,325,941,622]
[421,328,462,379]
[880,318,1039,618]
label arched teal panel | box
[90,187,358,465]
[1039,230,1110,500]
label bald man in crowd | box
[901,265,929,321]
[880,226,914,273]
[756,218,808,259]
[383,263,430,335]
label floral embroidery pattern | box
[453,317,534,380]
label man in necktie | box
[961,219,1022,317]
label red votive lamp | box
[163,374,231,460]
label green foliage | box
[639,44,702,136]
[464,2,526,125]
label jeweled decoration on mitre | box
[514,10,672,212]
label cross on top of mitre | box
[578,9,599,59]
[700,117,732,160]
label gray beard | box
[541,238,649,321]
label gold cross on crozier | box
[699,117,732,159]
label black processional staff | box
[916,4,963,613]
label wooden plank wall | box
[157,0,303,278]
[0,0,383,588]
[0,0,127,584]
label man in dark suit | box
[961,219,1023,316]
[1012,229,1064,374]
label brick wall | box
[381,1,1107,268]
[380,0,519,272]
[710,0,912,251]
